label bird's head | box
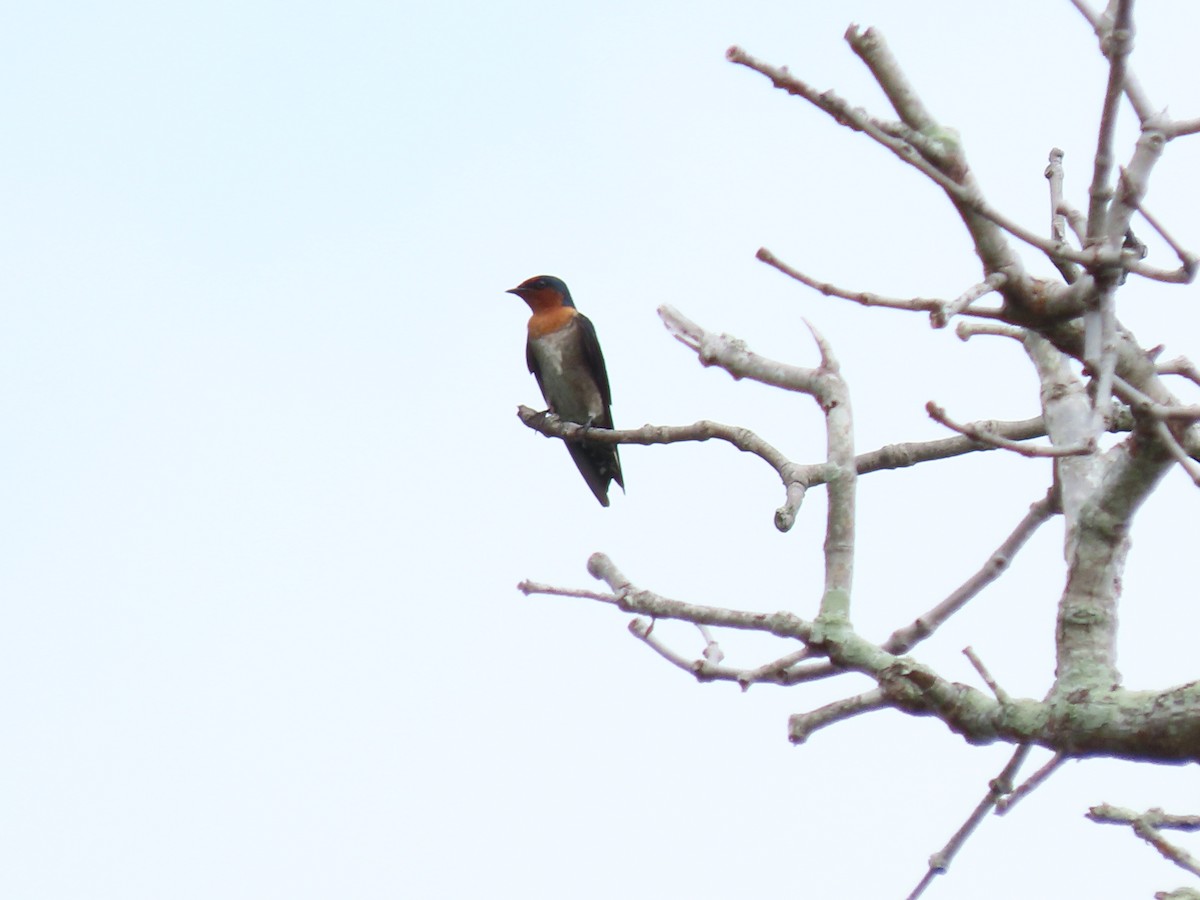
[507,275,575,312]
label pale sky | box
[4,1,1200,897]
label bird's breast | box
[528,323,606,425]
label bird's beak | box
[506,286,526,297]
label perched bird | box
[507,275,624,506]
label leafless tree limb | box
[1136,202,1200,278]
[515,580,619,604]
[905,746,1033,900]
[787,689,887,744]
[1167,116,1200,138]
[1109,376,1200,422]
[627,616,739,682]
[524,551,1200,761]
[1157,356,1200,387]
[1150,419,1200,486]
[882,487,1060,655]
[1084,0,1132,248]
[726,42,1062,271]
[754,246,1006,324]
[1089,805,1200,878]
[1069,0,1157,124]
[518,407,1088,531]
[695,624,725,664]
[1046,148,1082,283]
[932,273,1009,329]
[963,646,1010,704]
[1061,200,1090,247]
[1053,430,1173,695]
[737,647,814,689]
[926,401,1094,457]
[1090,807,1200,832]
[996,753,1065,814]
[594,485,1057,693]
[849,418,1061,479]
[956,321,1028,342]
[658,306,857,619]
[1106,377,1200,482]
[516,405,809,530]
[657,304,825,393]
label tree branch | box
[522,553,1200,761]
[1088,805,1200,878]
[787,689,886,744]
[996,753,1065,814]
[1084,0,1133,247]
[1046,148,1082,283]
[755,246,1005,322]
[905,746,1032,900]
[515,407,809,530]
[1054,427,1173,694]
[882,488,1060,655]
[658,306,857,620]
[926,402,1093,457]
[1069,0,1157,126]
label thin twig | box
[755,246,1005,322]
[731,38,1183,291]
[1134,822,1200,878]
[628,618,745,682]
[1083,0,1133,246]
[932,273,1009,328]
[1126,258,1196,284]
[727,43,1085,269]
[1089,806,1200,832]
[1060,201,1090,246]
[1082,0,1135,430]
[658,305,826,394]
[516,580,619,604]
[926,402,1095,457]
[1151,419,1200,486]
[885,488,1060,654]
[1046,148,1081,282]
[956,321,1027,342]
[1136,202,1200,279]
[696,624,725,664]
[586,553,818,640]
[906,746,1032,900]
[1110,377,1200,422]
[1088,805,1200,877]
[853,417,1051,476]
[736,647,814,690]
[996,753,1065,814]
[1068,0,1157,125]
[788,690,887,744]
[1167,116,1200,138]
[963,646,1010,704]
[1157,356,1200,387]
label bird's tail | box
[567,440,624,507]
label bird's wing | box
[575,314,613,420]
[526,339,548,404]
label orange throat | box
[527,305,576,339]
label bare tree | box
[518,1,1200,895]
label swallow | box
[507,275,624,506]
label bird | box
[507,275,624,506]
